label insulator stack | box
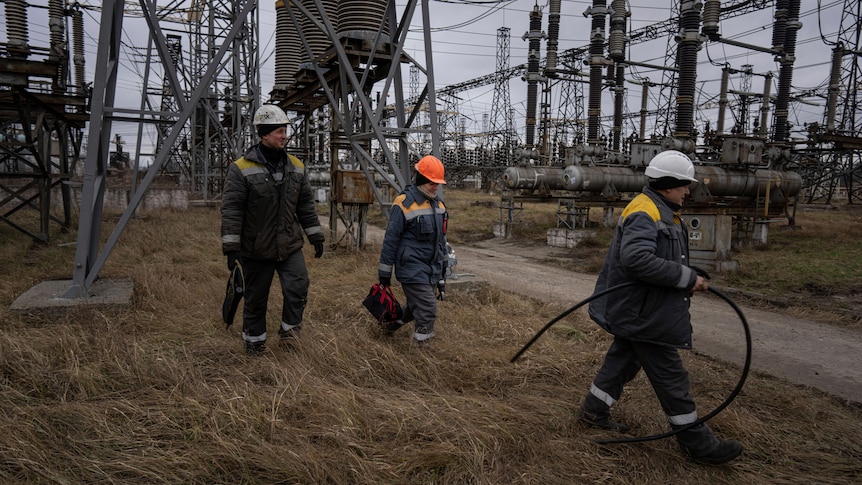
[586,0,608,146]
[702,0,721,39]
[771,0,788,52]
[612,64,625,150]
[337,0,389,39]
[73,8,85,92]
[274,0,300,90]
[4,0,30,58]
[825,46,844,131]
[673,0,702,141]
[48,0,65,61]
[523,5,543,150]
[772,0,800,143]
[301,0,338,63]
[545,0,561,76]
[608,0,627,60]
[717,68,729,134]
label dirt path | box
[451,239,862,405]
[353,221,861,404]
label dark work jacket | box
[378,185,448,285]
[221,145,323,261]
[588,187,698,349]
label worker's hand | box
[313,241,324,258]
[226,251,241,271]
[692,275,709,292]
[436,279,446,301]
[379,274,391,287]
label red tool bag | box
[362,283,404,323]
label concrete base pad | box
[446,273,490,298]
[9,279,134,318]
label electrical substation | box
[2,0,861,300]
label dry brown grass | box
[1,199,861,484]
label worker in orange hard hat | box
[377,155,448,345]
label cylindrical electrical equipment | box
[612,64,625,151]
[48,0,65,61]
[300,0,338,63]
[586,0,608,147]
[337,0,389,39]
[545,0,561,76]
[772,0,788,52]
[503,166,569,191]
[772,0,800,142]
[717,68,730,134]
[5,0,30,58]
[608,0,627,60]
[274,0,301,90]
[673,0,703,141]
[702,0,721,39]
[504,164,803,200]
[696,166,802,198]
[523,5,543,150]
[758,73,773,137]
[825,46,844,131]
[72,7,85,92]
[564,165,644,193]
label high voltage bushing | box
[4,0,29,58]
[608,0,628,60]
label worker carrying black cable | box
[575,151,742,465]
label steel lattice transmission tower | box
[66,0,260,298]
[797,0,862,204]
[489,27,515,165]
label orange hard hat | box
[414,155,446,184]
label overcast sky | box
[4,0,847,157]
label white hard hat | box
[644,150,698,183]
[253,104,288,127]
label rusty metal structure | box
[0,0,89,242]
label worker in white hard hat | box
[578,150,743,465]
[221,104,325,356]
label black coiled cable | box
[511,282,752,445]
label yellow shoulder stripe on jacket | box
[288,154,305,170]
[235,157,259,170]
[621,193,661,222]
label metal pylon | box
[65,0,259,298]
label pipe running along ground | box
[510,281,752,445]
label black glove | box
[313,241,324,258]
[379,274,391,287]
[226,251,241,271]
[436,279,446,301]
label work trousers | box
[583,335,719,455]
[241,250,309,343]
[401,283,437,340]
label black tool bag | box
[222,261,245,329]
[362,283,404,323]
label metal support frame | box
[65,0,258,298]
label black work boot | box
[278,323,301,341]
[683,439,743,465]
[245,341,266,356]
[381,319,405,336]
[577,407,629,433]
